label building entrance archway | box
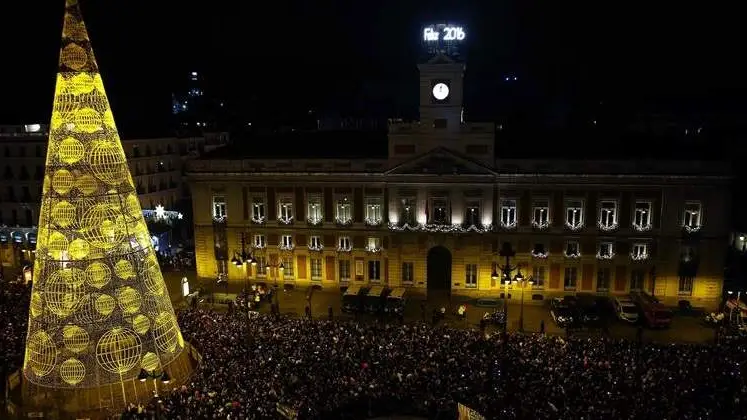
[427,246,452,292]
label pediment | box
[386,147,496,176]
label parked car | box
[550,297,575,327]
[614,297,640,323]
[385,287,407,316]
[341,285,364,313]
[576,296,603,326]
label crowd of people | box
[2,276,747,419]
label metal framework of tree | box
[23,0,185,390]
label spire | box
[23,0,186,395]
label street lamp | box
[492,242,519,330]
[137,368,171,398]
[512,270,533,332]
[230,233,255,290]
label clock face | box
[432,83,450,100]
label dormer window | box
[598,200,618,231]
[278,197,294,224]
[597,241,615,260]
[564,241,581,258]
[465,200,481,226]
[337,236,352,252]
[251,196,265,224]
[500,199,517,229]
[532,200,550,229]
[631,243,649,261]
[336,196,352,225]
[307,194,323,225]
[565,200,584,231]
[683,201,702,232]
[430,198,449,224]
[633,201,652,231]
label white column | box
[416,188,427,225]
[450,188,463,225]
[482,187,494,227]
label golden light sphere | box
[85,262,111,289]
[51,201,76,228]
[95,328,142,374]
[132,314,150,335]
[62,12,87,41]
[44,270,85,317]
[74,293,113,324]
[94,294,116,317]
[61,43,87,70]
[52,169,74,194]
[47,231,69,260]
[58,137,86,164]
[72,108,102,133]
[26,331,57,377]
[62,324,89,353]
[68,238,90,260]
[114,260,135,280]
[81,204,125,249]
[66,73,95,95]
[153,312,179,353]
[117,287,142,315]
[88,141,127,185]
[141,352,160,372]
[60,358,86,385]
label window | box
[306,194,323,225]
[431,198,449,224]
[531,243,548,259]
[366,237,381,252]
[278,197,294,223]
[283,257,294,279]
[532,199,550,228]
[597,268,611,292]
[400,198,416,225]
[365,197,383,225]
[280,234,294,250]
[630,269,645,291]
[683,201,702,232]
[465,200,481,226]
[565,200,584,230]
[309,235,323,251]
[465,264,478,287]
[598,200,618,230]
[212,195,227,221]
[310,258,322,280]
[532,266,546,289]
[402,262,414,283]
[251,197,265,223]
[337,236,352,252]
[255,256,267,277]
[339,260,351,282]
[564,267,578,290]
[597,241,614,259]
[253,234,266,249]
[368,260,381,281]
[564,241,580,258]
[633,201,652,231]
[631,243,648,260]
[336,196,352,224]
[500,199,517,228]
[678,276,693,296]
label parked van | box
[364,286,387,314]
[341,285,363,313]
[385,287,407,316]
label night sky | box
[1,0,744,141]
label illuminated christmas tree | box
[23,0,185,393]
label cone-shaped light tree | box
[23,0,185,389]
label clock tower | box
[418,54,465,131]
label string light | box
[23,0,185,391]
[388,223,493,233]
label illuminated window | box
[598,200,618,230]
[309,235,322,251]
[631,243,648,260]
[251,197,265,223]
[597,241,614,259]
[365,197,382,225]
[283,257,294,279]
[532,266,546,289]
[500,199,517,228]
[368,260,381,281]
[278,197,293,223]
[633,201,652,231]
[336,196,352,224]
[465,200,481,226]
[339,260,351,282]
[430,198,449,224]
[564,241,580,258]
[465,264,477,287]
[310,259,322,280]
[307,194,323,225]
[565,200,584,230]
[253,234,266,249]
[400,198,416,225]
[212,195,226,221]
[280,235,294,250]
[338,236,352,252]
[402,262,414,283]
[256,256,267,277]
[564,267,578,290]
[683,201,702,231]
[532,199,549,228]
[366,237,381,252]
